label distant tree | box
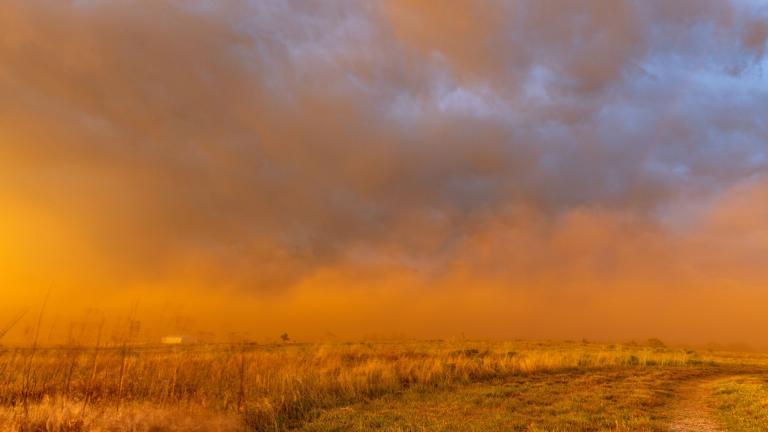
[280,332,290,342]
[647,338,666,349]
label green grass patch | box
[301,368,716,432]
[712,376,768,431]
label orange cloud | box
[1,0,767,345]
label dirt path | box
[668,378,724,432]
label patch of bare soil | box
[668,378,724,432]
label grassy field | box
[709,375,768,431]
[0,340,766,431]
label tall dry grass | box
[0,340,718,431]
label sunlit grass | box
[711,375,768,431]
[0,340,765,430]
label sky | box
[1,0,767,345]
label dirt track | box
[668,377,725,432]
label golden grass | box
[711,375,768,431]
[0,340,764,431]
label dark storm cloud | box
[1,0,766,289]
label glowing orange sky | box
[1,0,767,345]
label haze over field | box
[1,0,767,344]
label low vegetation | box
[0,340,765,431]
[711,375,768,431]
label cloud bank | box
[1,0,767,342]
